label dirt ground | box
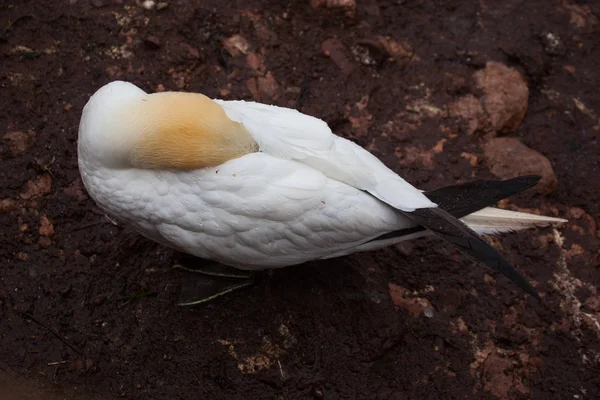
[1,0,599,399]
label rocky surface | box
[1,1,599,399]
[484,137,558,194]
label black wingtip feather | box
[423,175,542,219]
[402,206,541,301]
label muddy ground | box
[1,0,599,399]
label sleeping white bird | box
[77,81,567,305]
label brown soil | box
[1,1,599,399]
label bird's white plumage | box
[78,81,566,272]
[215,100,437,212]
[79,150,414,269]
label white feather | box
[461,207,567,232]
[323,207,568,259]
[79,151,419,269]
[214,100,436,212]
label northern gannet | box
[77,81,567,305]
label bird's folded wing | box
[214,100,436,212]
[215,100,544,299]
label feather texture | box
[215,100,436,212]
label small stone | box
[219,87,231,97]
[322,38,355,75]
[461,152,479,166]
[156,2,169,10]
[223,35,250,57]
[144,35,161,49]
[483,137,557,194]
[20,174,52,200]
[39,216,55,237]
[64,103,73,112]
[388,283,433,317]
[142,0,155,10]
[475,62,529,134]
[257,71,281,102]
[0,199,15,213]
[3,130,34,153]
[378,36,414,63]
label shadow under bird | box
[77,81,567,305]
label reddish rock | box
[322,38,355,75]
[3,130,35,153]
[482,351,514,398]
[388,283,433,317]
[448,94,487,134]
[20,174,52,200]
[475,62,529,134]
[378,36,414,63]
[257,72,281,103]
[483,138,557,194]
[39,216,55,237]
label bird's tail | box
[361,175,567,300]
[464,207,567,235]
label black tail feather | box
[423,175,541,218]
[401,206,540,300]
[369,175,542,243]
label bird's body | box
[78,81,566,298]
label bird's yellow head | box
[78,81,258,170]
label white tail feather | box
[321,207,567,259]
[462,207,568,235]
